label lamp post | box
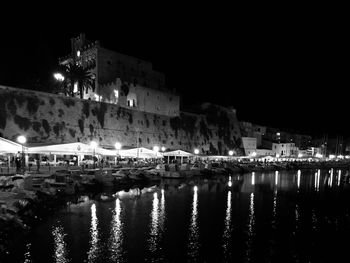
[153,146,160,158]
[229,150,234,162]
[17,135,27,174]
[115,142,122,165]
[90,141,98,169]
[194,148,199,162]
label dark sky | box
[0,7,348,138]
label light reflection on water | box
[87,203,100,263]
[14,168,350,263]
[245,193,255,261]
[222,190,232,259]
[108,198,124,262]
[187,185,199,262]
[52,224,69,263]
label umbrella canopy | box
[27,142,116,156]
[118,147,163,159]
[0,137,27,154]
[162,150,193,157]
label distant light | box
[17,135,27,144]
[298,153,303,158]
[53,73,65,82]
[337,155,344,159]
[115,142,122,150]
[228,150,234,156]
[315,153,323,158]
[161,146,166,152]
[276,154,280,158]
[90,141,98,149]
[329,155,335,159]
[153,146,160,152]
[73,82,78,93]
[77,50,80,57]
[194,149,199,155]
[276,132,280,136]
[251,152,257,157]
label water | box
[7,168,350,262]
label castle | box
[0,33,243,155]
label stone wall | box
[0,86,243,155]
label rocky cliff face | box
[0,86,243,155]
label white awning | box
[118,147,163,159]
[0,137,27,154]
[162,150,193,157]
[27,142,117,156]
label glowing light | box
[73,82,78,93]
[113,89,119,98]
[90,141,98,149]
[252,172,255,185]
[251,152,257,157]
[194,149,199,155]
[329,155,335,159]
[153,146,160,152]
[337,155,344,159]
[77,50,80,57]
[315,153,323,158]
[276,154,280,158]
[298,153,303,158]
[17,135,27,144]
[115,142,122,150]
[228,150,234,156]
[297,170,301,189]
[53,73,65,82]
[161,146,166,152]
[338,170,341,186]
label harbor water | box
[7,168,350,262]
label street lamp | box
[17,135,27,173]
[153,146,160,158]
[90,141,98,169]
[53,73,65,82]
[161,146,166,152]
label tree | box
[55,64,95,98]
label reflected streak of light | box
[160,189,165,231]
[149,193,159,253]
[297,170,301,189]
[222,191,232,258]
[87,203,99,263]
[317,171,320,191]
[338,170,341,186]
[272,189,277,230]
[246,193,255,261]
[23,243,32,263]
[52,224,69,263]
[330,169,333,187]
[187,186,200,261]
[252,172,255,186]
[228,175,232,187]
[275,171,279,186]
[109,198,124,262]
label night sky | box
[0,8,347,138]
